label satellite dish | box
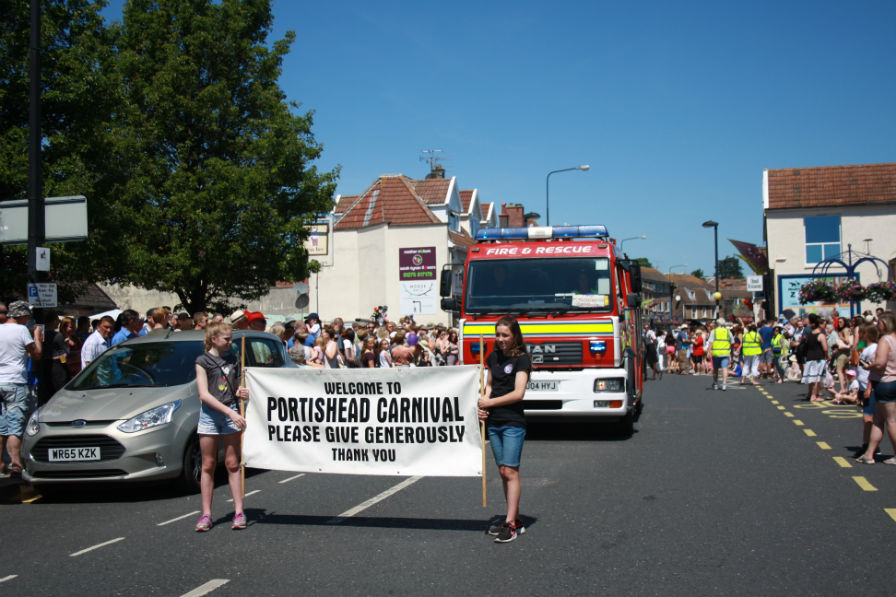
[294,282,309,294]
[295,295,310,309]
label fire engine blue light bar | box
[475,225,609,240]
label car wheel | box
[180,434,202,493]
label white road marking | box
[0,575,17,583]
[70,537,125,557]
[328,476,423,524]
[180,579,230,597]
[279,473,305,484]
[158,510,201,526]
[227,489,260,502]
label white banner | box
[244,366,482,477]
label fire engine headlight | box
[593,378,624,392]
[589,340,607,355]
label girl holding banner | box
[478,315,531,543]
[194,322,250,532]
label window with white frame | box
[804,216,840,264]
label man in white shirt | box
[0,301,42,476]
[81,316,114,370]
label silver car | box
[22,329,292,492]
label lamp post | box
[545,164,590,226]
[702,220,720,318]
[620,235,646,253]
[668,264,688,324]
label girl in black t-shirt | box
[477,315,531,543]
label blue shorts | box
[197,402,241,435]
[861,385,876,416]
[873,380,896,404]
[0,383,29,437]
[487,425,526,468]
[712,356,729,370]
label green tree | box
[0,0,121,301]
[719,256,744,279]
[111,0,337,312]
[634,257,653,268]
[690,268,705,279]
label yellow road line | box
[853,476,878,491]
[833,456,852,468]
[784,412,794,418]
[777,405,786,410]
[793,420,804,426]
[771,400,779,404]
[885,508,896,523]
[803,428,816,436]
[817,441,831,450]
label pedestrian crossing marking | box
[833,456,852,468]
[783,412,794,418]
[803,428,816,436]
[885,508,896,523]
[817,441,831,450]
[853,476,877,492]
[793,419,804,426]
[771,400,779,404]
[777,405,786,410]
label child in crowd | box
[194,322,249,532]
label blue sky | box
[103,0,896,276]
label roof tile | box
[767,162,896,210]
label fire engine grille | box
[527,342,583,366]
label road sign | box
[746,275,763,292]
[27,283,57,308]
[0,195,87,244]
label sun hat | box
[7,301,31,318]
[229,309,247,324]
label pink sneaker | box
[232,512,246,530]
[195,514,212,532]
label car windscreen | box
[464,257,613,313]
[71,341,205,390]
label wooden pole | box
[480,334,486,508]
[240,336,246,499]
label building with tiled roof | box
[764,162,896,318]
[310,169,487,325]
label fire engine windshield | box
[464,257,613,314]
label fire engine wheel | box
[617,410,635,437]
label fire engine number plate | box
[527,381,558,392]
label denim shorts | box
[0,383,29,437]
[197,402,242,435]
[712,356,729,370]
[873,380,896,404]
[760,350,775,364]
[861,384,877,416]
[487,424,526,468]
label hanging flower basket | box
[798,280,837,304]
[835,279,866,302]
[865,282,896,303]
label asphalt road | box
[2,373,894,597]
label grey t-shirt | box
[195,351,240,405]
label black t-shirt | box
[485,349,531,428]
[195,351,240,405]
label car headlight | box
[26,411,40,436]
[117,401,182,433]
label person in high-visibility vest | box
[708,318,732,391]
[771,325,786,383]
[741,323,763,384]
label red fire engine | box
[440,225,644,434]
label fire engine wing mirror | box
[441,297,460,312]
[439,269,452,297]
[627,293,641,308]
[629,262,642,293]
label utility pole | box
[28,0,44,290]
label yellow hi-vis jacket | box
[711,327,731,356]
[742,330,762,356]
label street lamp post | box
[668,264,688,324]
[702,220,720,318]
[620,235,646,254]
[545,164,590,226]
